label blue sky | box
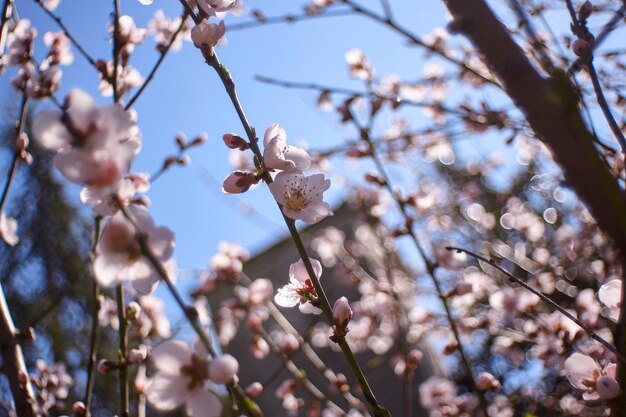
[4,0,448,273]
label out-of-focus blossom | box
[80,172,150,217]
[43,31,74,66]
[0,212,19,246]
[196,0,235,17]
[269,170,332,224]
[32,89,140,187]
[345,48,372,80]
[146,340,222,417]
[275,258,323,314]
[311,226,345,267]
[97,61,144,97]
[598,279,621,321]
[149,10,190,52]
[6,20,36,66]
[93,205,175,294]
[564,352,620,400]
[262,123,311,172]
[209,354,239,384]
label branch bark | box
[441,1,626,414]
[0,282,39,417]
[442,0,626,252]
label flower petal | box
[151,340,191,374]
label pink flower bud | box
[223,133,249,150]
[597,375,620,400]
[245,382,264,398]
[280,333,300,355]
[175,132,187,149]
[191,132,209,146]
[222,170,258,194]
[72,401,86,416]
[476,372,499,391]
[177,154,191,165]
[17,370,29,387]
[407,349,423,366]
[191,20,226,53]
[15,132,29,152]
[332,296,352,330]
[572,39,589,57]
[209,354,239,385]
[127,348,147,363]
[97,359,117,374]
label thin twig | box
[203,49,390,417]
[84,217,102,417]
[116,284,130,417]
[0,94,28,215]
[31,0,99,69]
[586,61,626,153]
[227,8,354,31]
[446,246,626,363]
[112,0,121,103]
[339,0,498,87]
[0,0,12,53]
[125,12,189,110]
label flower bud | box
[280,333,300,356]
[127,347,147,364]
[15,132,29,152]
[222,170,258,194]
[191,20,226,54]
[72,401,86,417]
[209,354,239,385]
[572,39,589,57]
[223,133,249,150]
[597,375,620,400]
[476,372,500,391]
[175,132,187,149]
[332,296,352,334]
[245,382,264,398]
[97,359,118,374]
[191,132,209,147]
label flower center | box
[283,177,311,211]
[180,354,209,391]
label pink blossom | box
[345,48,372,80]
[0,212,19,246]
[209,354,239,384]
[191,20,225,53]
[196,0,235,16]
[262,123,311,172]
[148,10,190,52]
[275,258,323,315]
[43,30,74,66]
[98,62,144,97]
[268,170,333,224]
[32,89,140,187]
[146,340,222,417]
[598,279,621,321]
[6,20,36,66]
[93,205,175,294]
[80,172,150,216]
[564,352,620,400]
